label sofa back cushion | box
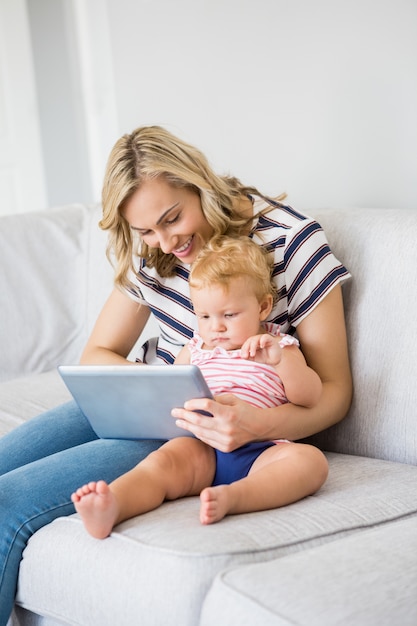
[308,208,417,465]
[0,204,112,382]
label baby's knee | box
[303,444,329,488]
[144,438,197,473]
[286,443,328,488]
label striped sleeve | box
[282,217,350,326]
[252,204,350,330]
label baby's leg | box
[200,443,328,525]
[72,437,215,538]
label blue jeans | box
[0,401,163,624]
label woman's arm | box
[171,285,352,450]
[80,287,151,365]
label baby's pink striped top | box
[188,323,299,409]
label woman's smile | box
[173,235,194,258]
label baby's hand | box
[240,333,283,366]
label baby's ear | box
[259,294,273,320]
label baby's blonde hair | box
[99,126,285,289]
[189,236,277,304]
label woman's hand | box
[172,394,268,452]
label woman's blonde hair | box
[189,236,277,305]
[100,125,285,289]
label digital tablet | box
[58,364,213,440]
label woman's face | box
[123,177,214,263]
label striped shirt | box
[188,323,299,409]
[126,199,350,364]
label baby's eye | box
[225,313,236,318]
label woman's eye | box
[166,213,180,225]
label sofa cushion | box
[0,204,112,384]
[0,371,71,437]
[15,452,417,625]
[200,516,417,626]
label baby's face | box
[191,277,268,351]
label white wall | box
[27,0,93,207]
[105,0,417,212]
[0,0,46,215]
[26,0,118,208]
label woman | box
[0,126,352,623]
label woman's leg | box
[0,401,98,475]
[200,443,329,524]
[0,402,164,625]
[72,437,216,539]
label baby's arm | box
[241,334,322,408]
[174,344,191,365]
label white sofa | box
[2,204,417,626]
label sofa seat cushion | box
[15,453,417,625]
[200,516,417,626]
[0,371,71,437]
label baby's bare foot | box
[71,480,119,539]
[199,485,232,525]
